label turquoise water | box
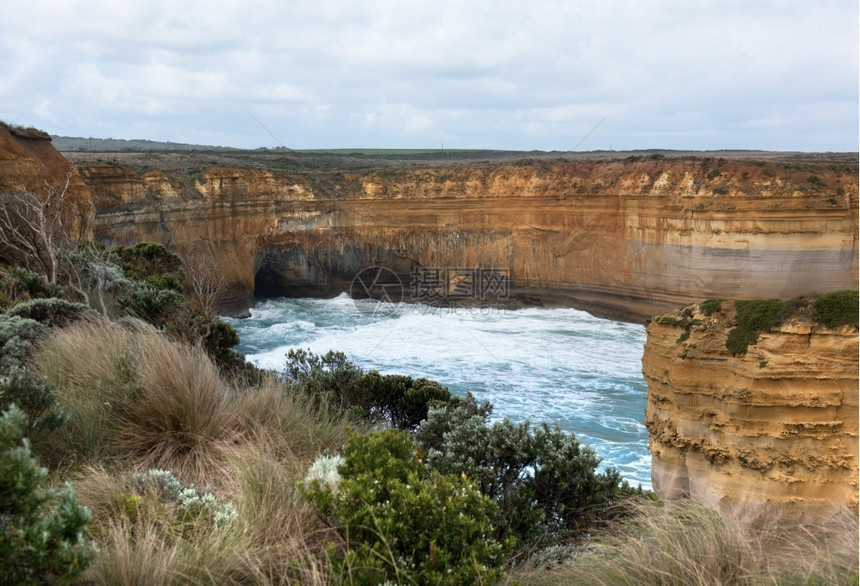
[226,294,651,489]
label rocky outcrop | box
[643,299,858,512]
[86,157,859,320]
[0,123,92,240]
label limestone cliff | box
[84,155,859,320]
[0,123,92,240]
[643,298,858,511]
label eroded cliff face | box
[0,124,92,240]
[643,300,858,512]
[86,156,859,320]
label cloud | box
[0,0,856,150]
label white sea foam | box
[227,294,652,489]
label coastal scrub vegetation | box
[663,293,859,356]
[726,292,858,355]
[699,297,724,316]
[0,120,52,140]
[0,405,94,585]
[302,429,508,584]
[725,298,784,355]
[814,289,859,328]
[0,229,638,583]
[0,219,857,582]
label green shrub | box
[111,242,249,374]
[0,314,47,372]
[117,283,184,324]
[415,394,637,548]
[814,290,859,328]
[0,266,64,303]
[0,405,94,584]
[114,242,185,283]
[0,370,68,439]
[355,371,452,430]
[726,299,784,356]
[143,273,184,293]
[6,298,98,328]
[302,429,507,585]
[117,284,245,376]
[700,298,724,316]
[286,349,452,430]
[390,376,451,430]
[199,317,242,369]
[286,349,362,393]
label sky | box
[0,0,857,151]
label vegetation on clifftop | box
[660,292,859,356]
[725,298,785,356]
[0,121,51,140]
[814,289,859,328]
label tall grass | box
[70,452,336,584]
[31,318,239,482]
[27,318,350,583]
[511,500,859,586]
[229,446,338,583]
[234,373,350,462]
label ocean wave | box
[227,297,651,488]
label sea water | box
[226,293,651,489]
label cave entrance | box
[252,244,417,300]
[253,247,339,299]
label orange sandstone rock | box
[0,124,92,241]
[85,158,858,320]
[643,300,858,512]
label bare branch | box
[182,250,228,318]
[0,174,80,284]
[58,244,128,318]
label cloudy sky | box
[1,0,856,151]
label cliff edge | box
[82,154,859,321]
[0,122,92,240]
[643,294,858,512]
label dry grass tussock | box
[32,318,239,483]
[510,500,859,586]
[27,318,350,583]
[234,372,349,461]
[69,447,337,584]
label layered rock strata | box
[85,158,859,320]
[643,300,858,511]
